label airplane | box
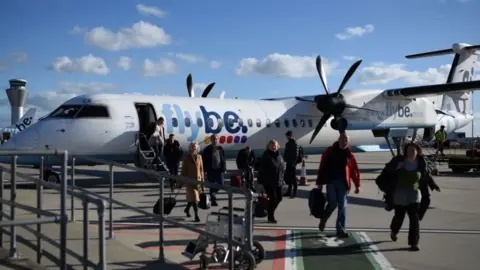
[0,42,479,183]
[0,108,37,142]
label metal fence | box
[0,150,107,270]
[72,156,255,270]
[1,152,254,270]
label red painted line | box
[272,230,286,270]
[112,230,199,237]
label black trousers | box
[242,167,254,191]
[167,162,179,188]
[284,164,297,196]
[390,203,420,246]
[264,186,283,218]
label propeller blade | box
[309,114,331,144]
[295,97,316,103]
[316,56,329,95]
[336,59,362,96]
[345,103,378,112]
[186,74,193,97]
[201,82,216,98]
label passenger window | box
[256,119,262,128]
[208,118,214,128]
[76,105,110,118]
[247,119,253,127]
[49,105,82,118]
[275,119,280,128]
[239,118,244,127]
[292,119,298,128]
[228,116,234,128]
[185,118,191,127]
[308,119,313,128]
[284,119,290,128]
[266,118,271,128]
[172,118,178,127]
[300,119,305,128]
[218,119,224,128]
[197,118,203,128]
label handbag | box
[254,194,269,218]
[153,186,182,215]
[198,192,211,210]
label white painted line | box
[294,230,305,270]
[97,222,480,235]
[357,232,395,270]
[284,230,297,270]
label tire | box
[199,254,209,270]
[252,241,266,264]
[44,171,60,183]
[234,251,256,270]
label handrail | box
[0,150,108,270]
[74,155,255,270]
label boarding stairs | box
[137,132,157,169]
[410,133,441,173]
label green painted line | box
[351,232,383,270]
[294,230,305,270]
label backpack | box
[296,146,304,164]
[308,188,326,219]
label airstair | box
[137,132,157,169]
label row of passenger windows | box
[171,117,315,129]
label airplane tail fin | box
[406,43,479,113]
[6,108,37,132]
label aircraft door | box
[134,103,157,167]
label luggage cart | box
[182,207,265,270]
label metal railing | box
[0,150,107,269]
[70,155,255,270]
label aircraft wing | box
[382,80,480,98]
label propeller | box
[297,56,378,144]
[186,73,216,98]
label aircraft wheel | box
[44,171,60,183]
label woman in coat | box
[180,141,204,222]
[385,142,440,251]
[257,139,285,224]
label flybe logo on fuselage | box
[161,104,248,143]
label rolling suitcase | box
[254,194,269,218]
[230,175,243,187]
[153,186,182,215]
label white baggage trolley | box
[182,207,265,270]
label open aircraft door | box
[134,103,158,168]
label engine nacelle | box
[330,117,348,131]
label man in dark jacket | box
[283,131,300,198]
[236,146,256,192]
[317,133,360,238]
[202,134,226,206]
[163,134,184,192]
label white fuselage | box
[0,89,473,166]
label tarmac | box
[1,151,479,270]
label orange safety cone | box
[299,159,308,186]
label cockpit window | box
[49,105,82,118]
[75,105,110,118]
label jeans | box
[207,169,224,204]
[322,179,348,234]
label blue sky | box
[0,0,479,135]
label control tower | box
[5,79,28,125]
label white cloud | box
[69,25,87,34]
[143,58,177,76]
[136,4,166,18]
[342,55,359,61]
[117,56,132,71]
[171,53,204,64]
[75,21,172,51]
[210,60,221,69]
[335,24,374,40]
[0,52,28,71]
[236,54,339,78]
[50,54,110,75]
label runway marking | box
[101,222,480,235]
[353,232,395,270]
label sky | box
[0,0,479,135]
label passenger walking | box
[201,134,226,207]
[386,142,440,251]
[181,142,204,222]
[283,130,300,198]
[149,117,167,168]
[163,134,184,192]
[317,133,360,238]
[257,140,285,223]
[236,146,256,192]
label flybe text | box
[161,104,248,142]
[367,102,424,119]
